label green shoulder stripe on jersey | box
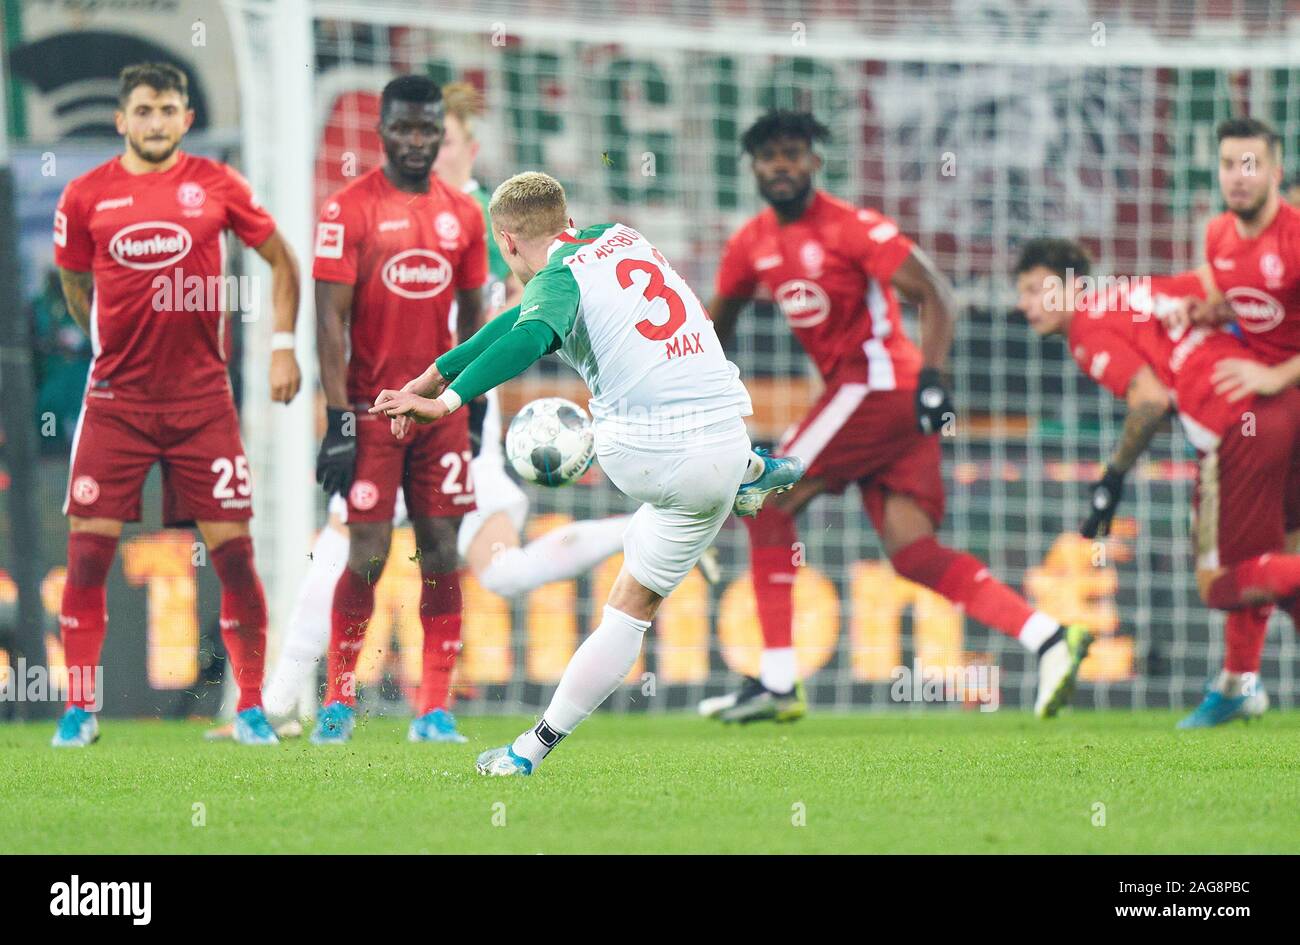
[515,223,617,348]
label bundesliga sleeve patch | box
[53,210,68,247]
[315,222,345,259]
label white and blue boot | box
[51,706,99,748]
[310,701,357,745]
[475,745,533,777]
[232,706,280,745]
[734,449,805,518]
[1178,674,1269,729]
[408,708,468,743]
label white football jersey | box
[517,223,752,439]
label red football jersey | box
[716,190,921,390]
[1204,201,1300,365]
[313,167,487,403]
[1068,272,1252,451]
[53,152,277,408]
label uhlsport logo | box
[109,221,193,270]
[381,248,451,299]
[1225,286,1285,333]
[774,279,831,328]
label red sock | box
[1205,554,1300,610]
[417,571,462,714]
[744,506,799,649]
[1224,605,1271,674]
[59,532,118,710]
[891,536,1036,640]
[211,536,269,713]
[327,567,375,707]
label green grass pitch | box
[3,711,1297,853]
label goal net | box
[230,0,1300,715]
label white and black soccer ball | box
[505,397,596,487]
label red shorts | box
[1194,388,1300,569]
[345,410,476,522]
[776,383,945,529]
[65,397,252,525]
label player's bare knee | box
[68,516,124,538]
[412,517,460,573]
[347,523,391,579]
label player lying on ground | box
[51,62,301,747]
[1015,238,1300,728]
[701,110,1091,723]
[372,171,803,776]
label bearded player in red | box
[700,111,1090,723]
[51,63,302,747]
[310,75,485,745]
[1016,238,1300,728]
[1148,116,1300,726]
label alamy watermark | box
[890,658,1000,712]
[0,658,101,711]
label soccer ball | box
[506,397,596,487]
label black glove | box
[915,367,954,435]
[1081,467,1126,539]
[468,395,488,458]
[316,407,357,498]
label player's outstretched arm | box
[57,267,94,336]
[372,320,556,430]
[435,304,522,383]
[892,247,958,433]
[255,230,302,403]
[1082,366,1172,538]
[708,295,750,348]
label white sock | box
[759,647,797,693]
[1213,669,1248,697]
[263,527,349,718]
[479,515,632,598]
[1018,612,1060,654]
[511,604,650,768]
[743,451,765,484]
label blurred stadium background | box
[1,0,1298,722]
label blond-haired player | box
[251,94,636,734]
[373,172,803,776]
